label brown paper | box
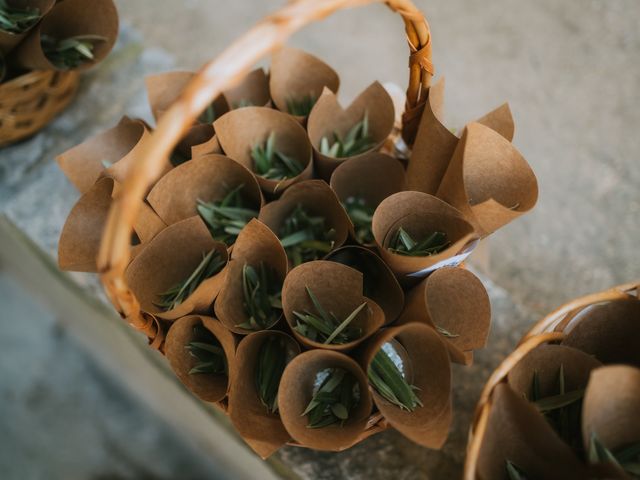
[258,180,351,260]
[307,82,395,180]
[325,246,404,325]
[582,365,640,453]
[397,266,491,364]
[371,191,477,277]
[11,0,118,71]
[476,383,589,480]
[359,322,452,448]
[269,46,339,119]
[277,349,373,451]
[191,134,222,159]
[228,330,300,458]
[561,297,640,367]
[175,123,214,160]
[281,260,385,351]
[164,315,236,402]
[222,67,270,109]
[214,106,313,195]
[436,122,538,236]
[146,153,263,227]
[0,0,54,55]
[124,216,229,320]
[215,219,288,334]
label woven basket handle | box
[97,0,433,336]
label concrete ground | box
[0,0,638,478]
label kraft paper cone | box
[269,46,339,119]
[281,261,385,351]
[228,331,300,458]
[359,322,452,449]
[215,219,288,334]
[191,134,222,158]
[307,82,395,179]
[397,267,490,364]
[561,297,640,367]
[146,154,262,227]
[164,315,236,403]
[325,246,404,325]
[12,0,118,71]
[214,106,313,195]
[406,78,515,195]
[582,365,640,453]
[371,191,477,277]
[125,216,229,320]
[277,349,373,451]
[258,180,351,261]
[436,122,538,236]
[477,383,589,480]
[0,0,54,55]
[175,123,214,160]
[222,67,270,109]
[145,71,229,123]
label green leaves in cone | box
[293,286,364,345]
[589,433,640,477]
[286,94,316,117]
[319,113,375,158]
[155,249,225,311]
[342,196,375,244]
[237,262,283,331]
[368,344,422,411]
[0,0,40,34]
[251,132,304,181]
[388,227,450,257]
[41,34,107,70]
[196,184,259,245]
[185,324,227,375]
[302,368,360,428]
[279,204,336,266]
[255,336,291,414]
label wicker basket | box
[0,69,79,147]
[463,281,640,479]
[95,0,433,449]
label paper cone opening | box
[0,0,55,55]
[277,349,372,451]
[191,134,222,159]
[124,216,228,320]
[164,315,235,403]
[228,331,300,458]
[174,124,215,160]
[222,68,270,109]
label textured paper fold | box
[191,134,222,158]
[0,0,54,55]
[307,82,395,179]
[215,219,288,334]
[278,349,372,451]
[222,67,270,109]
[164,315,236,402]
[359,322,452,448]
[11,0,118,71]
[228,331,300,458]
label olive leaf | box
[368,344,422,411]
[319,113,375,158]
[185,324,227,375]
[279,204,335,266]
[302,368,360,429]
[286,94,316,117]
[342,196,375,244]
[41,34,107,70]
[0,0,40,34]
[255,336,290,413]
[251,132,304,181]
[236,262,282,331]
[388,227,450,257]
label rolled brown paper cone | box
[277,349,373,451]
[110,179,167,244]
[258,180,351,262]
[214,106,313,195]
[0,0,54,55]
[215,219,288,334]
[124,216,229,320]
[561,297,640,367]
[307,81,395,180]
[476,383,589,480]
[359,322,452,449]
[222,67,270,109]
[11,0,118,71]
[371,191,478,277]
[191,134,222,158]
[436,122,538,236]
[269,46,339,119]
[146,153,263,227]
[281,260,385,351]
[325,246,404,325]
[164,315,236,403]
[397,267,490,364]
[582,365,640,453]
[174,123,214,160]
[228,330,300,458]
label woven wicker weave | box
[0,70,79,146]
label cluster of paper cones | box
[57,46,538,456]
